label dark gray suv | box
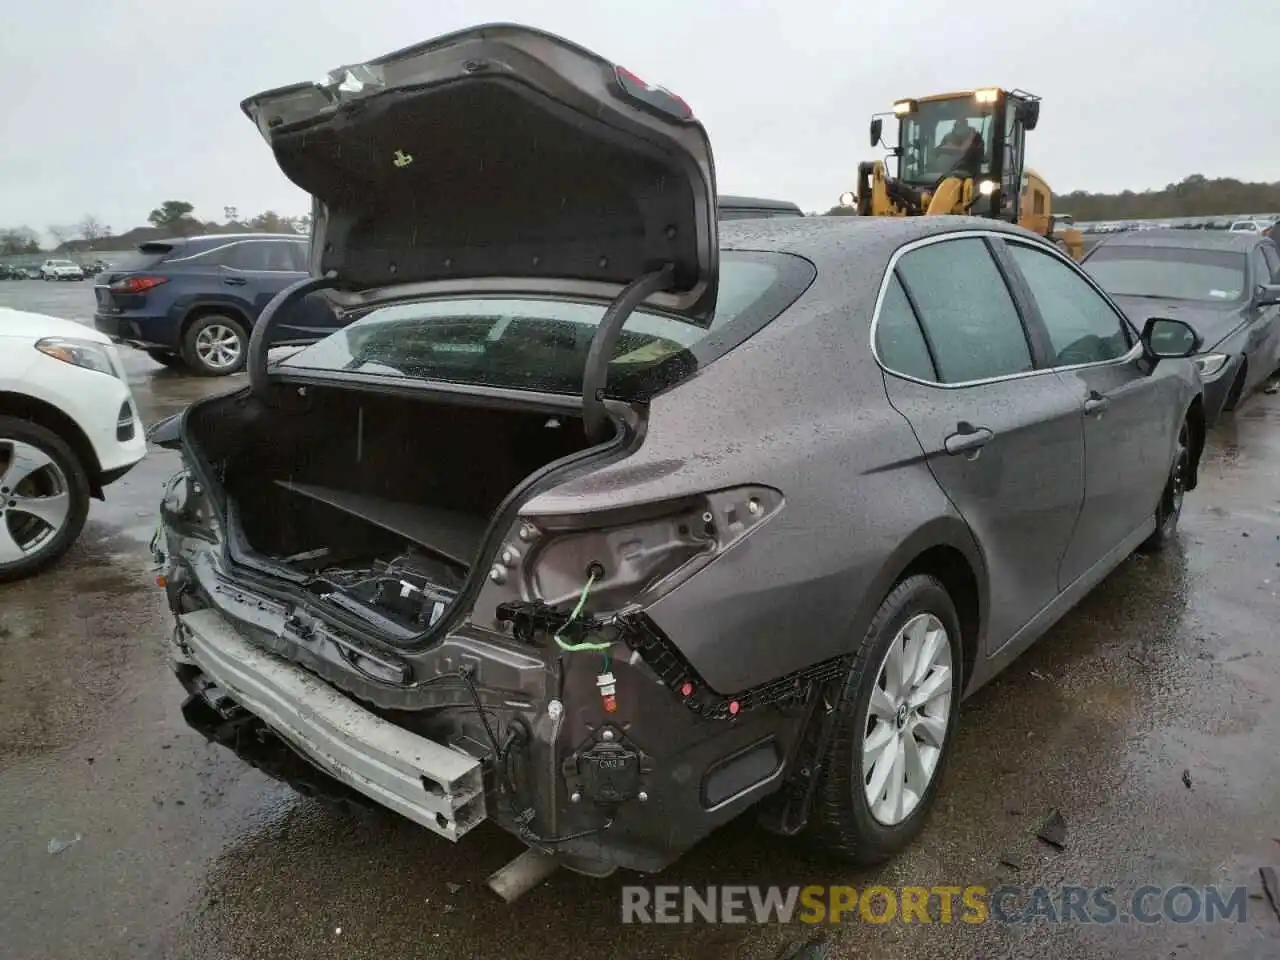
[151,23,1206,900]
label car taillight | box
[613,65,693,120]
[110,275,168,294]
[511,486,783,615]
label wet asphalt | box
[1,280,1279,960]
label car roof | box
[718,214,1047,263]
[718,195,803,213]
[1088,228,1261,253]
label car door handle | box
[223,276,247,286]
[1084,393,1109,415]
[944,425,994,455]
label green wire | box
[553,572,613,652]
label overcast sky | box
[1,0,1271,242]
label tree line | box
[821,174,1280,220]
[8,174,1279,256]
[0,200,311,256]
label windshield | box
[50,260,76,266]
[279,252,814,398]
[899,98,996,185]
[1083,246,1248,304]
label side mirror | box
[1253,283,1280,307]
[1017,100,1040,131]
[1141,317,1201,361]
[869,118,883,148]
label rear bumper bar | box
[177,608,486,841]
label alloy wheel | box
[194,323,243,371]
[862,612,953,826]
[0,439,73,565]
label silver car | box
[151,23,1206,899]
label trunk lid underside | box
[240,22,720,323]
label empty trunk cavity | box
[186,385,610,609]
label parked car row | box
[1080,228,1280,425]
[0,259,110,280]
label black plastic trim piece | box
[581,265,674,442]
[247,274,340,397]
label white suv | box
[0,308,147,582]
[41,259,85,281]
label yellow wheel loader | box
[838,88,1084,259]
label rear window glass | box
[279,251,814,398]
[1083,246,1247,303]
[111,244,175,271]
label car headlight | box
[1194,353,1230,379]
[34,337,120,379]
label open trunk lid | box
[239,22,720,324]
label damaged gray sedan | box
[151,24,1207,899]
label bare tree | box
[77,214,110,248]
[47,224,75,250]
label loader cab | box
[875,88,1040,220]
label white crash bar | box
[179,609,486,840]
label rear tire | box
[1139,419,1189,553]
[806,574,964,865]
[181,314,248,376]
[0,417,92,583]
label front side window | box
[899,99,996,186]
[1249,247,1271,290]
[1260,242,1280,281]
[894,237,1032,383]
[1006,242,1131,366]
[1083,245,1248,304]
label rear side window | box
[284,241,309,272]
[221,240,300,271]
[894,237,1033,384]
[875,274,936,380]
[112,243,175,271]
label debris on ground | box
[1260,867,1280,924]
[998,854,1022,871]
[445,882,462,895]
[1036,809,1068,849]
[47,834,81,855]
[1029,670,1051,682]
[1181,769,1193,789]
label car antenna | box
[247,272,341,399]
[580,264,676,444]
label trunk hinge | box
[247,273,341,399]
[581,265,676,443]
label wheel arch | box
[178,301,252,345]
[851,517,987,695]
[0,392,105,498]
